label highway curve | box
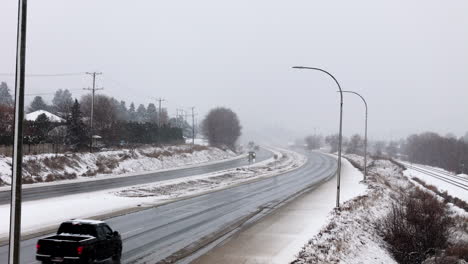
[0,151,336,264]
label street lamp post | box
[342,91,368,180]
[292,66,344,208]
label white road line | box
[121,227,143,236]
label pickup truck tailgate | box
[37,235,93,257]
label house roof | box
[25,110,65,122]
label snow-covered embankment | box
[0,144,237,186]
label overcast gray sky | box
[1,0,467,143]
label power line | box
[25,89,85,96]
[0,72,85,77]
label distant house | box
[25,110,65,123]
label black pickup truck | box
[36,219,122,264]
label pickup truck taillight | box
[77,246,84,255]
[36,244,40,251]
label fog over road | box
[0,151,336,264]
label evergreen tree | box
[29,96,49,112]
[136,104,147,123]
[147,103,158,123]
[35,113,52,142]
[0,82,13,107]
[128,102,136,122]
[117,100,129,121]
[66,99,87,150]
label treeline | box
[303,130,468,174]
[0,82,185,151]
[404,132,468,173]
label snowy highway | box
[0,151,336,264]
[0,149,271,205]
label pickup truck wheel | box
[112,249,122,264]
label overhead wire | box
[0,72,85,77]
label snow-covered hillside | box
[0,145,237,185]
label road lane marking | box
[122,227,144,236]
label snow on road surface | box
[0,144,237,186]
[193,154,367,264]
[0,147,305,241]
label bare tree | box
[52,89,73,118]
[347,134,363,155]
[80,94,118,132]
[305,134,323,150]
[373,140,386,156]
[325,134,348,153]
[201,107,241,150]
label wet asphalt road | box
[0,149,270,205]
[0,151,336,264]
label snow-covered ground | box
[0,148,306,240]
[289,156,397,264]
[185,138,209,146]
[265,156,367,264]
[0,144,237,186]
[292,155,468,264]
[400,162,468,203]
[192,153,368,264]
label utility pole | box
[176,108,184,128]
[9,1,28,263]
[155,98,166,127]
[84,72,103,153]
[191,107,195,145]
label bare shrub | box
[45,172,77,182]
[83,169,97,177]
[42,156,67,170]
[446,245,468,261]
[22,176,35,184]
[379,188,453,264]
[412,177,468,212]
[23,159,42,176]
[95,156,119,174]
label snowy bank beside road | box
[293,155,468,264]
[0,148,304,241]
[401,162,468,204]
[0,144,237,186]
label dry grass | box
[141,145,210,159]
[411,177,468,212]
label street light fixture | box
[292,66,344,208]
[342,91,368,180]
